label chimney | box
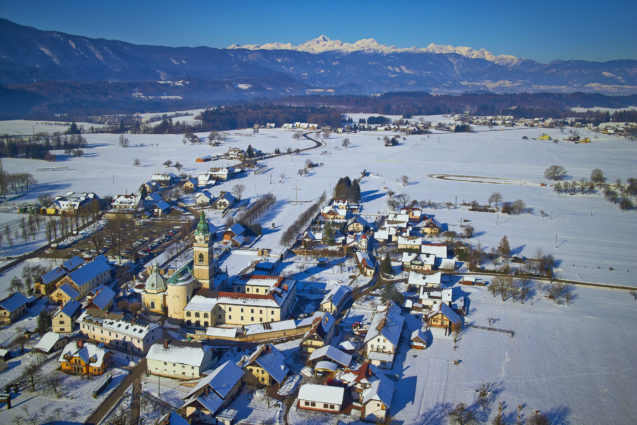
[163,339,169,349]
[283,284,288,291]
[77,340,83,348]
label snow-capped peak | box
[227,36,519,66]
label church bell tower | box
[193,211,213,289]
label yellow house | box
[0,293,28,325]
[58,341,110,376]
[241,343,289,386]
[52,300,82,333]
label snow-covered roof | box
[245,319,297,336]
[227,223,246,237]
[90,286,116,310]
[439,258,456,270]
[428,303,462,325]
[147,343,209,367]
[145,264,167,293]
[62,256,84,272]
[421,243,447,258]
[401,252,435,265]
[57,283,79,299]
[78,309,160,339]
[206,327,238,338]
[185,392,223,415]
[309,345,352,367]
[247,344,289,384]
[34,331,65,353]
[298,383,344,405]
[315,361,338,371]
[362,373,394,407]
[59,299,82,317]
[41,267,67,285]
[58,341,109,367]
[185,360,244,400]
[320,285,352,309]
[68,256,112,287]
[411,328,427,343]
[366,351,395,362]
[397,236,422,246]
[407,271,442,287]
[338,340,357,352]
[355,251,375,269]
[364,301,404,348]
[184,295,218,312]
[0,292,28,312]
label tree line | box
[280,192,327,246]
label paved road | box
[84,358,147,425]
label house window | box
[59,327,65,331]
[150,301,155,309]
[330,404,335,409]
[198,253,204,263]
[304,401,310,406]
[251,317,254,322]
[186,312,191,317]
[251,309,254,313]
[203,312,208,318]
[324,403,329,409]
[240,316,244,321]
[310,402,316,407]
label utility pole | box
[555,233,558,248]
[293,186,301,204]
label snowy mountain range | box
[228,35,521,66]
[1,18,637,117]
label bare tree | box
[544,165,567,180]
[401,175,409,186]
[342,138,350,148]
[488,192,502,208]
[133,158,140,166]
[448,402,477,425]
[292,132,302,140]
[232,184,245,200]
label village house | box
[182,178,198,192]
[397,235,422,251]
[209,167,235,181]
[407,271,442,296]
[241,343,289,386]
[421,243,448,259]
[308,344,352,369]
[297,384,344,414]
[300,312,336,353]
[58,340,111,376]
[111,193,142,210]
[86,285,116,311]
[0,292,29,325]
[197,173,216,188]
[151,173,178,187]
[47,192,100,215]
[364,301,405,368]
[422,217,442,235]
[400,207,424,222]
[52,300,82,333]
[355,251,376,276]
[77,308,163,354]
[214,192,237,210]
[36,256,84,295]
[427,302,462,332]
[195,190,214,206]
[222,223,249,247]
[410,328,429,349]
[33,331,69,354]
[182,360,244,422]
[50,255,113,304]
[346,233,372,252]
[401,252,435,272]
[346,216,371,233]
[319,285,352,315]
[361,373,395,422]
[147,341,214,379]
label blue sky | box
[1,0,636,63]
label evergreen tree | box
[380,254,392,275]
[246,144,255,158]
[351,179,361,202]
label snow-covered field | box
[388,284,637,425]
[0,120,107,135]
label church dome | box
[145,264,167,293]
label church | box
[141,211,213,321]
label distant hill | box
[1,18,636,118]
